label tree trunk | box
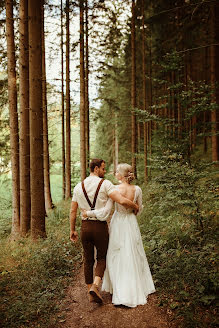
[148,31,153,176]
[65,0,71,198]
[80,0,86,180]
[42,2,53,212]
[203,45,208,153]
[85,0,90,170]
[19,0,30,236]
[210,2,219,163]
[177,71,182,139]
[171,71,175,137]
[29,0,46,239]
[191,116,197,150]
[131,0,137,177]
[6,0,20,239]
[164,81,168,131]
[61,0,65,199]
[113,114,118,175]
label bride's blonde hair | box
[117,163,135,184]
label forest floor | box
[54,265,178,328]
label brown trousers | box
[80,220,109,284]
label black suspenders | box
[81,179,104,210]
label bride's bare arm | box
[109,190,139,211]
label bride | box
[82,163,155,308]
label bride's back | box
[117,183,136,202]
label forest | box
[0,0,218,327]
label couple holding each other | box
[70,158,155,308]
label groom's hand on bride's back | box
[133,206,139,215]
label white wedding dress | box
[87,185,155,307]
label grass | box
[0,200,82,328]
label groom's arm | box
[69,201,78,242]
[109,191,139,211]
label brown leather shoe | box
[88,292,95,302]
[89,284,103,303]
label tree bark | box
[6,0,20,239]
[65,0,71,198]
[131,0,137,177]
[42,2,53,212]
[113,113,118,175]
[148,31,153,176]
[29,0,46,239]
[85,0,90,170]
[171,71,175,137]
[210,2,219,163]
[203,45,208,153]
[61,0,65,199]
[80,0,86,180]
[19,0,30,236]
[177,71,182,139]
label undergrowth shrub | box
[0,201,82,328]
[139,149,218,328]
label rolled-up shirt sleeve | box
[87,198,114,221]
[72,185,78,202]
[104,180,116,196]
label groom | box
[70,158,138,303]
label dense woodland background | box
[0,0,218,327]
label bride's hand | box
[81,209,88,218]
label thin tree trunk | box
[142,4,148,182]
[85,0,90,170]
[136,95,141,153]
[42,3,53,212]
[168,73,172,133]
[186,54,193,154]
[148,32,153,176]
[19,0,30,236]
[184,53,191,156]
[171,71,175,137]
[115,119,118,172]
[210,2,219,163]
[80,0,86,180]
[6,0,20,239]
[61,0,65,199]
[177,71,182,139]
[164,81,168,132]
[113,113,118,175]
[65,0,71,198]
[191,116,197,150]
[131,0,137,177]
[203,111,208,153]
[203,45,208,153]
[137,122,141,152]
[29,0,46,239]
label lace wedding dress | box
[88,185,155,307]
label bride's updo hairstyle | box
[117,163,135,184]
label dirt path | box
[56,266,177,328]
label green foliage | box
[0,201,82,328]
[138,145,219,328]
[0,174,12,238]
[0,73,10,172]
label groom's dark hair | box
[89,159,105,172]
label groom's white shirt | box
[72,175,115,220]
